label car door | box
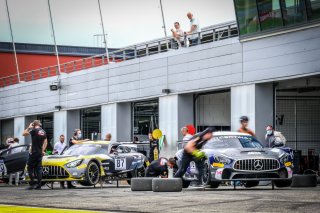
[0,145,29,174]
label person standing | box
[53,135,66,155]
[8,138,20,186]
[181,126,193,148]
[185,12,201,46]
[22,120,47,190]
[105,133,112,141]
[69,129,88,147]
[265,125,286,148]
[174,127,214,186]
[238,116,256,137]
[148,133,159,162]
[171,21,185,48]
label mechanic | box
[265,125,287,148]
[149,133,159,162]
[174,127,214,186]
[69,129,89,147]
[238,116,256,137]
[8,138,20,186]
[53,135,66,155]
[22,120,48,190]
[146,157,177,177]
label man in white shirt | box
[53,135,66,155]
[186,12,201,46]
[181,127,193,148]
[171,22,185,48]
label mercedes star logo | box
[43,166,49,175]
[254,160,263,171]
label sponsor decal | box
[212,163,224,168]
[247,152,262,155]
[284,162,292,167]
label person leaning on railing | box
[171,21,185,48]
[185,12,201,46]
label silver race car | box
[175,132,294,188]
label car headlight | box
[279,153,289,164]
[214,155,233,165]
[66,159,83,168]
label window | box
[306,0,320,20]
[281,0,307,25]
[257,0,284,30]
[80,107,101,140]
[235,0,261,35]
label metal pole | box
[5,0,20,83]
[97,0,110,63]
[47,0,61,76]
[159,0,169,50]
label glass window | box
[80,107,101,140]
[234,0,261,35]
[257,0,284,30]
[281,0,307,25]
[306,0,320,20]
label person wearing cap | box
[174,127,214,186]
[22,120,47,190]
[146,157,177,178]
[238,116,255,137]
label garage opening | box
[195,90,231,132]
[276,77,320,173]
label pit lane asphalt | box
[0,183,319,213]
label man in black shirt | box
[146,157,176,177]
[174,127,214,186]
[148,133,159,162]
[22,120,47,190]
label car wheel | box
[274,179,292,187]
[83,161,100,186]
[244,181,259,188]
[203,162,220,188]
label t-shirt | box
[54,141,66,155]
[29,128,47,154]
[190,18,200,39]
[147,157,168,176]
[238,127,255,137]
[174,28,184,41]
[69,136,79,148]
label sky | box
[0,0,236,48]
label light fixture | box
[49,82,61,91]
[162,89,170,94]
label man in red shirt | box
[238,116,255,137]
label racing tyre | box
[182,179,191,188]
[127,165,146,185]
[317,177,320,185]
[131,177,153,191]
[203,162,220,188]
[152,178,182,192]
[244,181,259,188]
[291,175,317,187]
[83,161,100,186]
[274,180,292,187]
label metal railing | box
[0,21,238,88]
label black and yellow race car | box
[25,141,148,187]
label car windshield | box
[203,135,264,149]
[63,144,108,156]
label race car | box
[25,141,111,186]
[175,132,294,188]
[0,145,30,183]
[102,143,149,184]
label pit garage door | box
[276,96,320,173]
[195,90,231,132]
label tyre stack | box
[131,177,183,192]
[291,174,318,187]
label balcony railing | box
[0,21,238,88]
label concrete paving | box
[0,183,319,212]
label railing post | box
[134,46,137,59]
[228,25,231,38]
[31,70,34,81]
[184,35,188,48]
[39,69,42,79]
[64,64,67,73]
[92,57,95,67]
[158,42,161,53]
[82,59,85,69]
[198,32,201,45]
[112,54,115,62]
[102,55,105,64]
[24,72,27,81]
[48,67,50,76]
[73,61,76,71]
[9,76,12,85]
[146,44,149,56]
[56,66,59,75]
[213,29,216,42]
